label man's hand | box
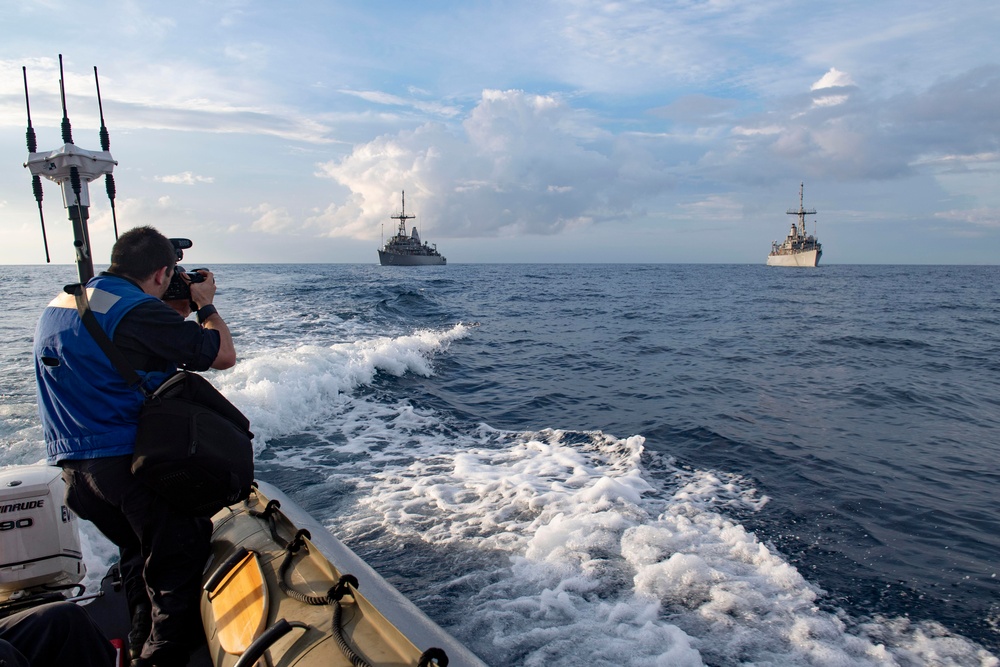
[188,269,217,309]
[181,268,235,369]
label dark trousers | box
[0,601,115,667]
[60,456,211,666]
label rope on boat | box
[265,503,452,667]
[275,531,374,667]
[247,498,283,545]
[277,529,337,606]
[329,577,371,667]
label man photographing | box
[34,225,235,667]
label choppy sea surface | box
[1,263,998,666]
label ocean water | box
[1,263,998,666]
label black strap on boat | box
[248,498,283,545]
[327,575,359,604]
[203,546,251,596]
[248,498,280,519]
[287,528,311,553]
[232,618,308,667]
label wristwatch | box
[196,304,218,324]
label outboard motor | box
[0,465,85,601]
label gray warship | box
[378,191,446,266]
[767,183,822,267]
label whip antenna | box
[23,67,36,153]
[58,54,74,145]
[95,66,109,151]
[22,67,50,263]
[94,66,119,239]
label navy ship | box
[378,191,446,266]
[767,183,823,267]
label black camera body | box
[164,238,206,302]
[163,266,207,301]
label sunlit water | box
[2,263,998,666]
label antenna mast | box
[23,55,119,283]
[390,190,415,237]
[786,182,817,236]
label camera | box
[164,237,207,302]
[164,265,206,301]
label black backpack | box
[71,284,254,516]
[132,370,254,515]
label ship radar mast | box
[390,190,415,237]
[786,182,817,237]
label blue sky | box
[1,1,998,264]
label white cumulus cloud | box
[244,202,298,234]
[311,89,668,240]
[811,67,855,91]
[156,171,214,185]
[811,68,856,107]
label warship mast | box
[786,182,817,237]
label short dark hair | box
[108,226,176,281]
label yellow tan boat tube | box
[201,481,486,667]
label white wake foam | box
[209,323,473,449]
[334,429,998,666]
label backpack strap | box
[68,283,149,396]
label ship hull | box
[766,249,821,267]
[378,251,446,266]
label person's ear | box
[156,265,172,286]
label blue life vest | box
[34,275,174,463]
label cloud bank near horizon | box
[304,66,1000,241]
